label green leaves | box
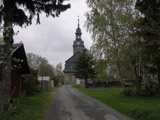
[135,0,160,86]
[74,49,97,81]
[86,0,160,93]
[0,0,70,27]
[86,0,137,82]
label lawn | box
[73,85,160,120]
[1,86,59,120]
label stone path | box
[45,85,130,120]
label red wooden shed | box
[0,43,30,98]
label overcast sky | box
[14,0,92,68]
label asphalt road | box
[45,85,130,120]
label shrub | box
[23,69,40,95]
[131,108,160,120]
[121,88,134,96]
[52,76,59,86]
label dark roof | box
[63,52,81,73]
[12,43,30,74]
[0,42,30,74]
[76,27,82,34]
[65,52,81,62]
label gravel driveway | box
[45,85,130,120]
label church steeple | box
[73,18,84,54]
[78,18,80,28]
[75,18,82,40]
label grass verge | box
[73,84,160,120]
[1,86,60,120]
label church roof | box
[63,52,81,73]
[76,27,81,34]
[65,51,81,62]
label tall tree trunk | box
[0,0,13,116]
[116,61,124,88]
[132,60,140,94]
[132,59,143,95]
[137,76,142,94]
[157,62,160,87]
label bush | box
[153,87,160,97]
[121,88,134,96]
[23,69,40,95]
[131,108,160,120]
[52,76,59,86]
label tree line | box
[25,53,64,94]
[27,52,64,86]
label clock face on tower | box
[77,41,80,45]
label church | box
[63,19,85,84]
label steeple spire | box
[78,16,80,28]
[76,16,82,34]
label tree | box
[74,49,97,88]
[86,0,137,87]
[0,0,70,115]
[136,0,160,88]
[27,52,55,78]
[27,53,56,91]
[23,69,40,95]
[38,58,50,76]
[27,53,45,70]
[38,59,55,91]
[54,63,64,84]
[86,0,151,94]
[95,59,108,81]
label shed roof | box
[0,42,30,74]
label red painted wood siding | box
[11,72,20,98]
[0,71,21,98]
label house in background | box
[63,19,85,85]
[38,76,54,91]
[0,42,30,98]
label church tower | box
[73,18,84,54]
